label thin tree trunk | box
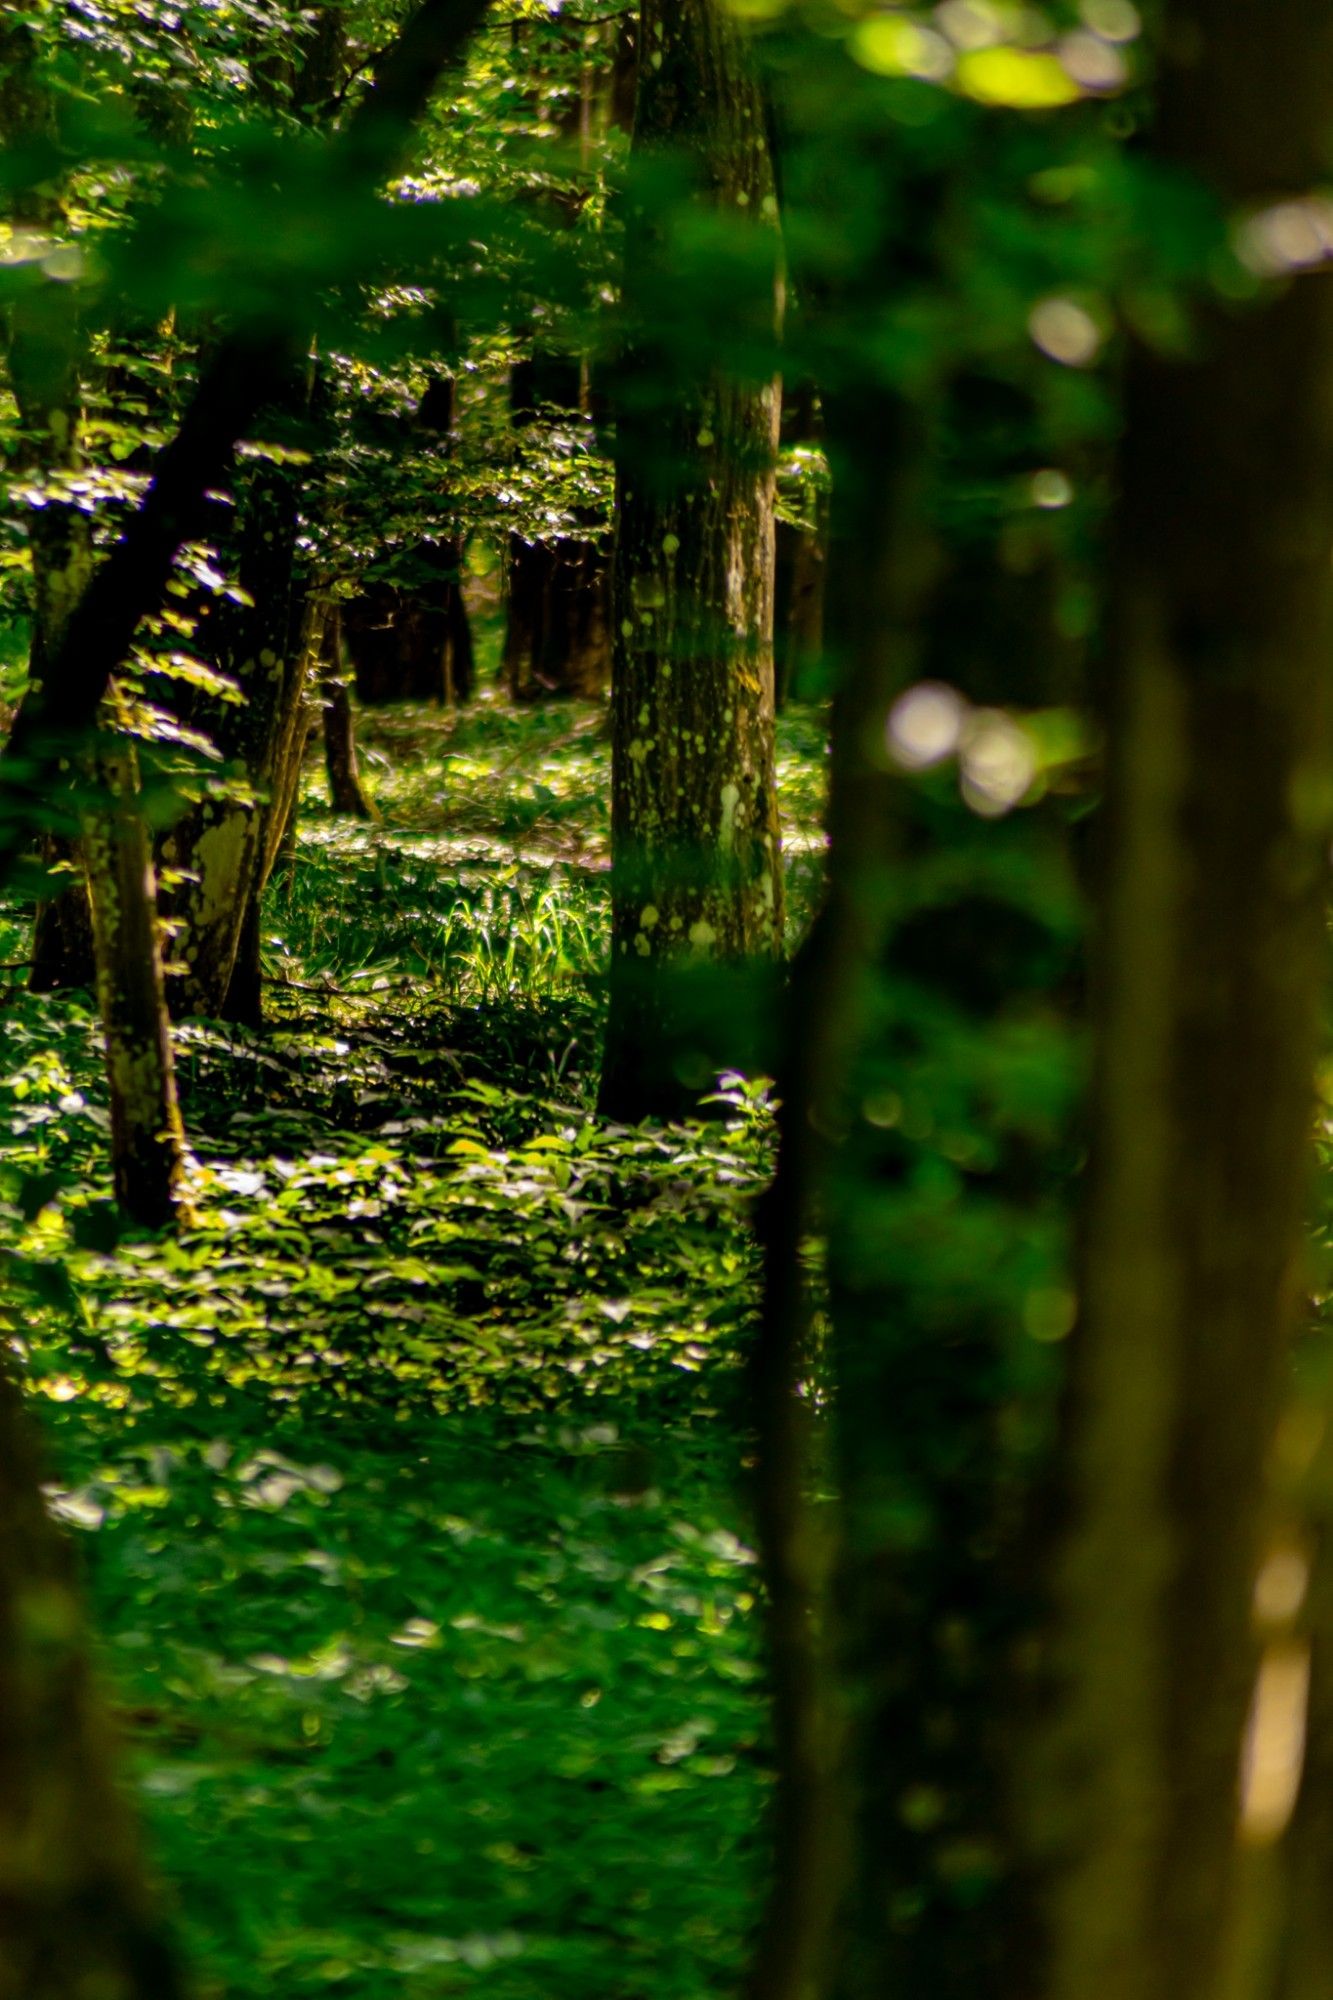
[0,1357,184,2000]
[1028,8,1333,1998]
[598,0,784,1122]
[219,602,318,1028]
[322,610,376,817]
[82,726,188,1228]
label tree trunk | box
[598,0,784,1122]
[160,440,308,1018]
[1027,9,1333,1999]
[747,58,1094,1995]
[218,601,318,1029]
[1,29,186,1225]
[322,611,376,818]
[0,1357,184,2000]
[83,729,187,1227]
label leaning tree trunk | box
[598,0,784,1122]
[1026,9,1333,2000]
[0,1355,184,2000]
[218,595,319,1029]
[160,439,309,1018]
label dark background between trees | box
[2,2,1333,1997]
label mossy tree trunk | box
[598,0,784,1122]
[1026,8,1333,1999]
[0,1358,184,1999]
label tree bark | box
[0,1357,184,2000]
[598,0,784,1122]
[217,600,318,1029]
[1027,9,1333,1999]
[83,729,188,1227]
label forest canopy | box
[2,2,1333,1998]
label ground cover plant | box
[0,697,823,1999]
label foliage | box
[0,698,823,1999]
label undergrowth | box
[0,695,828,2000]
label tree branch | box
[0,0,492,893]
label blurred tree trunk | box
[746,390,914,2000]
[753,359,1083,2000]
[598,0,784,1122]
[0,1358,184,2000]
[1025,7,1333,2000]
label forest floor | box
[0,693,826,2000]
